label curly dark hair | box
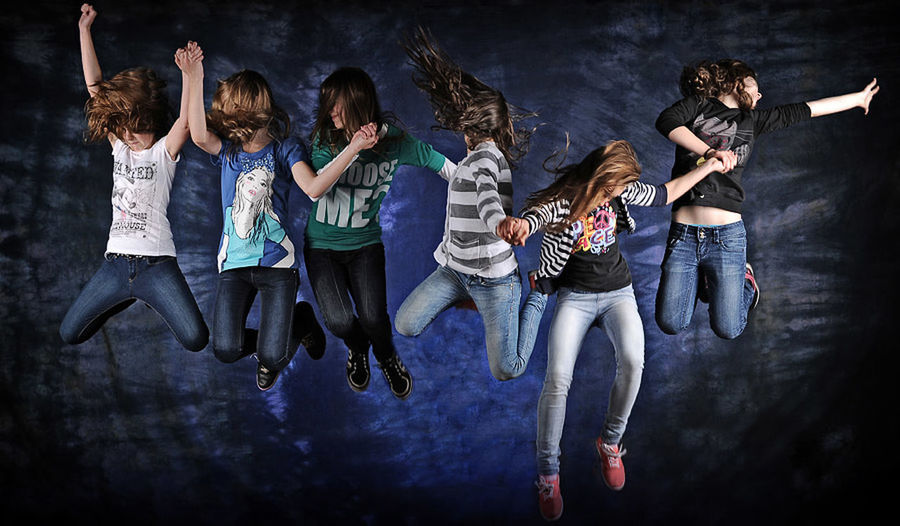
[84,67,172,143]
[207,70,290,150]
[403,26,534,168]
[524,140,642,233]
[680,59,758,111]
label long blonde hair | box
[525,140,641,233]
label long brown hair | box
[680,59,758,111]
[524,140,642,233]
[403,27,534,168]
[207,70,290,151]
[310,67,401,155]
[84,67,171,143]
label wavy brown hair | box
[207,70,290,151]
[403,27,534,168]
[84,67,171,143]
[680,59,758,111]
[310,67,401,156]
[524,140,642,233]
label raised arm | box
[178,41,221,155]
[807,78,879,117]
[294,123,379,199]
[165,48,192,160]
[78,4,101,97]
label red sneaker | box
[745,262,760,311]
[596,438,626,491]
[535,473,563,521]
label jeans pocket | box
[720,234,746,253]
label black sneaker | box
[346,349,370,392]
[293,301,326,360]
[378,353,412,400]
[257,362,281,391]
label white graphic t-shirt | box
[105,136,178,257]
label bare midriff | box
[673,205,742,226]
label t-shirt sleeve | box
[399,133,448,173]
[112,138,126,157]
[309,134,338,171]
[752,102,812,136]
[620,180,667,207]
[211,139,230,167]
[278,136,311,177]
[656,95,703,137]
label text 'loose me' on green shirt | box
[305,124,448,251]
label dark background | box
[2,1,899,524]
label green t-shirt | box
[305,124,447,250]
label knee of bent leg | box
[394,310,424,338]
[489,362,522,382]
[711,322,743,341]
[655,311,685,336]
[182,326,210,352]
[213,342,243,363]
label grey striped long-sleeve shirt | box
[433,142,518,278]
[522,180,667,283]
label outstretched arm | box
[294,123,379,199]
[661,155,728,204]
[165,48,192,160]
[807,78,879,117]
[177,41,222,155]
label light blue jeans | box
[395,265,546,380]
[536,284,644,475]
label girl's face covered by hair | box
[119,129,155,152]
[330,99,346,130]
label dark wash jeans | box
[213,266,298,371]
[303,242,395,362]
[60,254,208,351]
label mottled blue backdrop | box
[2,1,899,524]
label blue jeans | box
[536,285,644,475]
[304,243,395,362]
[60,254,208,351]
[395,265,543,381]
[213,266,298,371]
[655,221,755,340]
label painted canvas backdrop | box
[2,0,899,523]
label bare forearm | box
[186,72,219,154]
[667,126,712,156]
[807,92,864,118]
[663,161,717,204]
[79,27,101,96]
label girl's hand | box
[704,157,724,174]
[858,78,880,115]
[178,41,204,76]
[707,149,737,172]
[79,3,97,30]
[350,123,379,152]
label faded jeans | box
[536,284,644,475]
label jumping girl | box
[178,43,374,391]
[60,4,208,354]
[393,28,542,382]
[654,59,879,339]
[500,141,729,521]
[304,67,457,400]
